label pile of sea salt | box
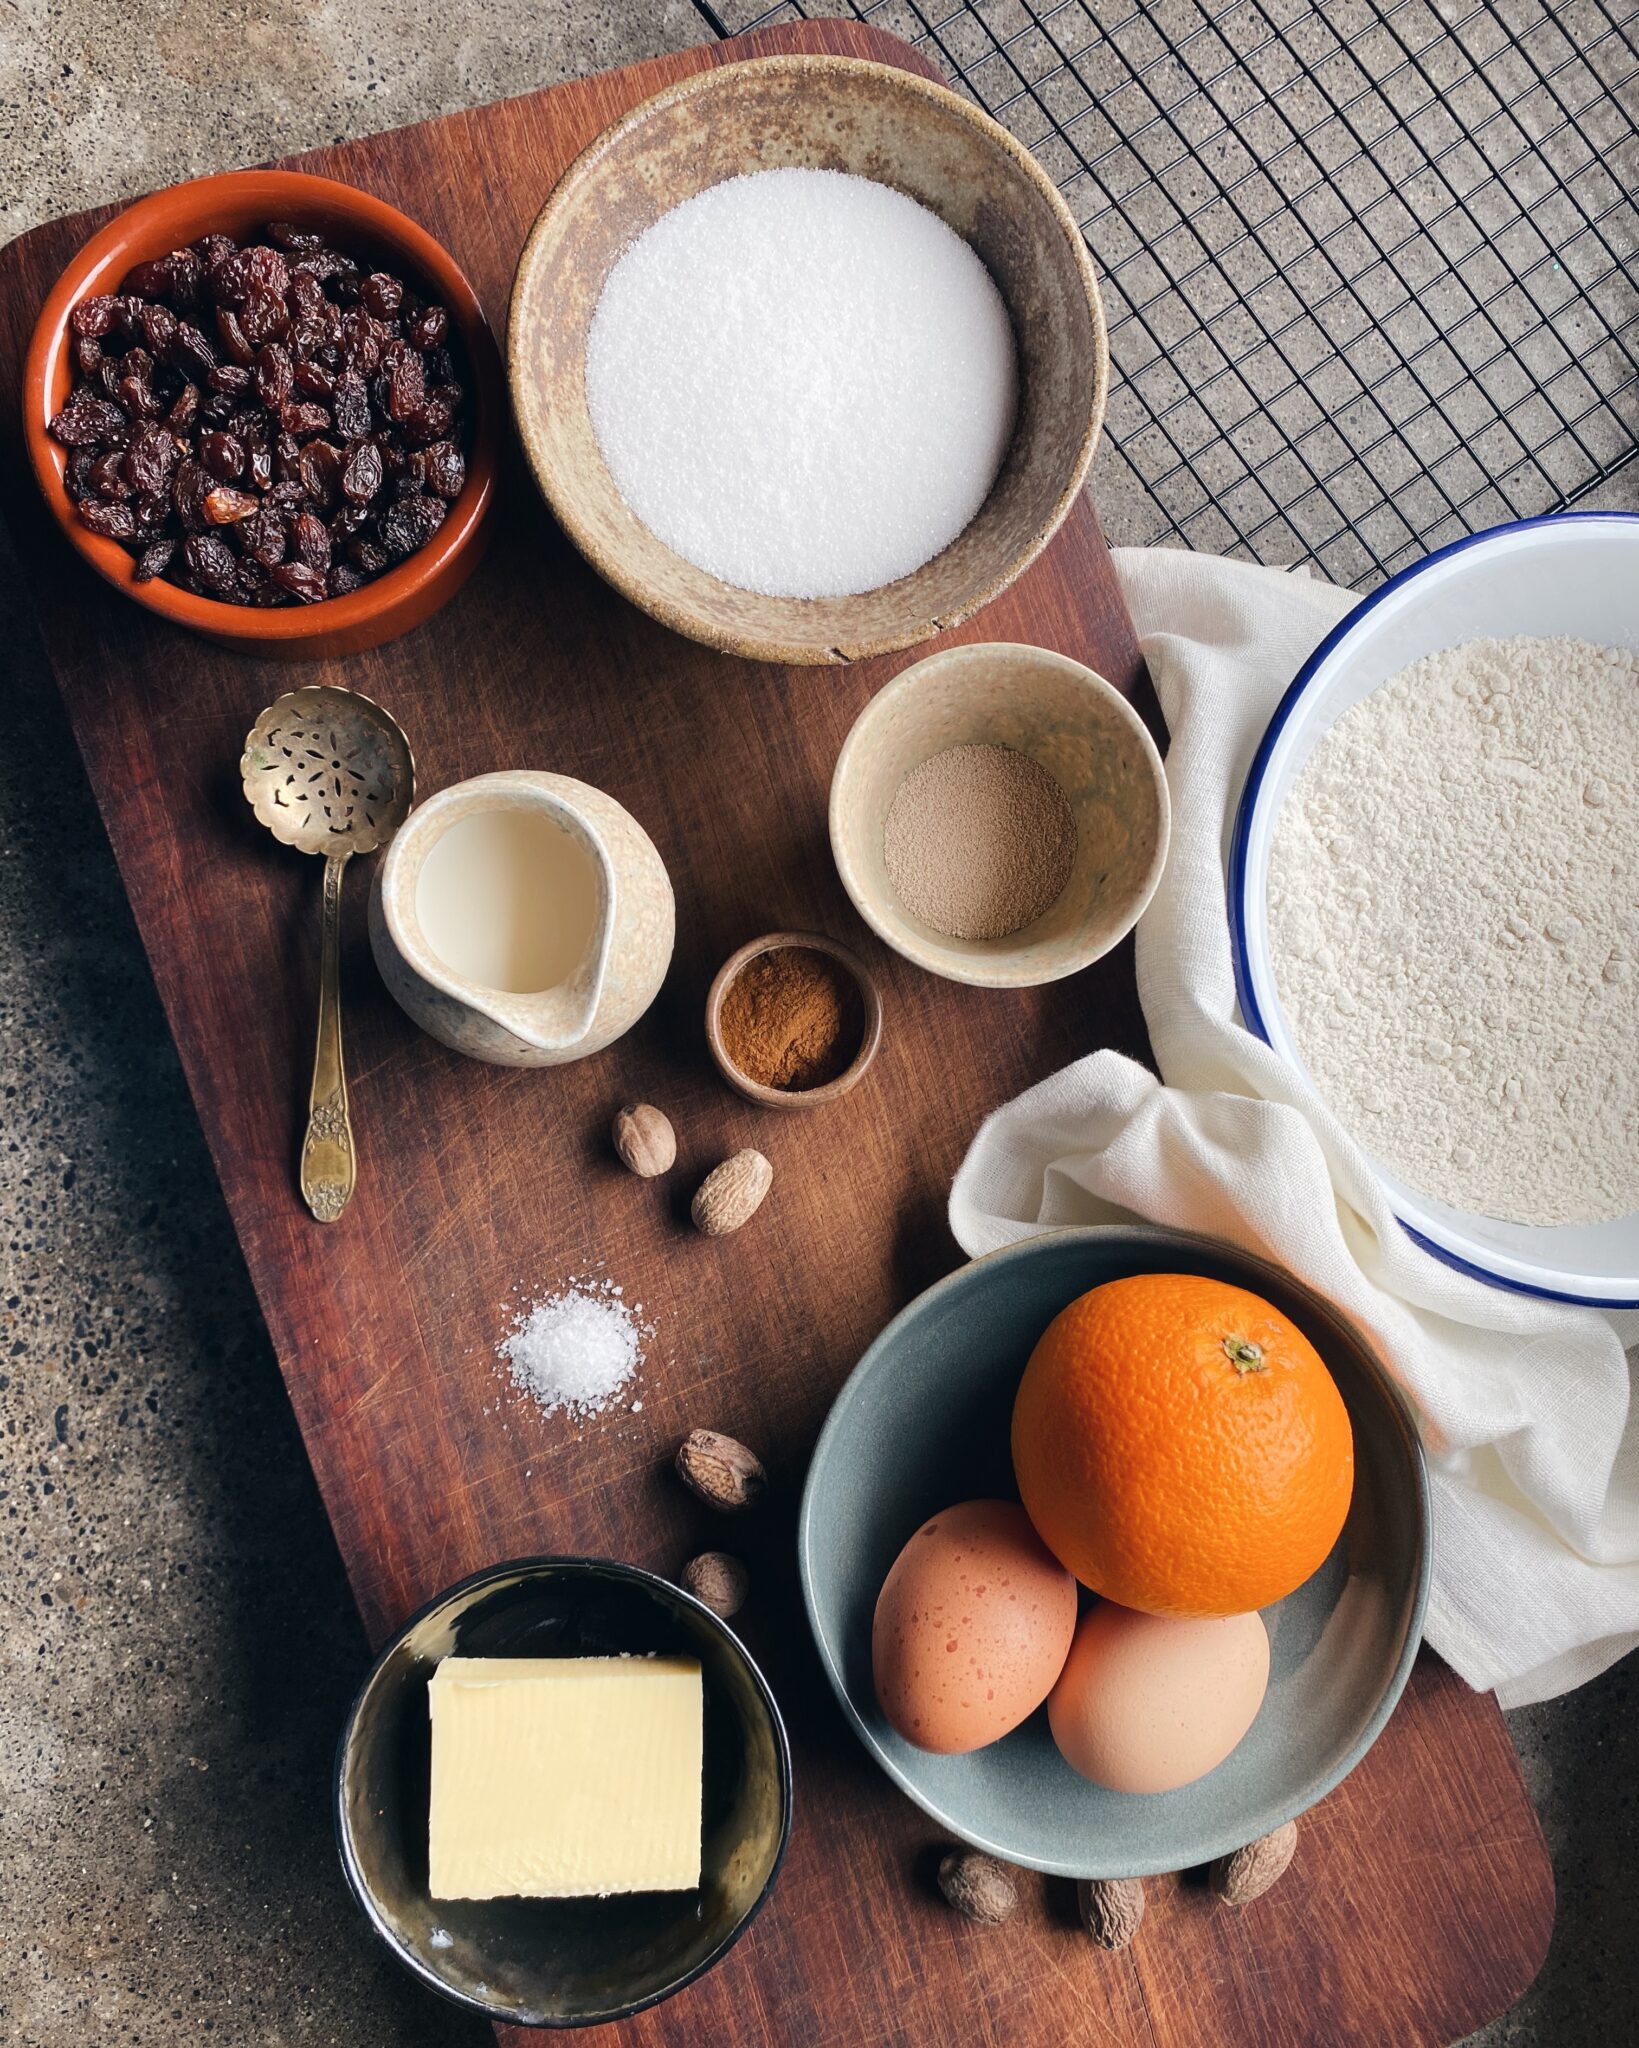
[583,167,1018,600]
[498,1277,651,1421]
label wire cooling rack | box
[692,0,1639,587]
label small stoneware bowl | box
[23,168,503,659]
[800,1226,1429,1879]
[508,55,1107,664]
[705,930,883,1110]
[335,1556,792,2029]
[830,642,1169,987]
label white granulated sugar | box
[583,168,1017,598]
[1267,634,1639,1227]
[499,1278,650,1420]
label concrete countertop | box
[0,4,1632,2043]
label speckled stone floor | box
[0,5,1634,2044]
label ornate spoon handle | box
[300,851,356,1224]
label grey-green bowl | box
[798,1226,1429,1878]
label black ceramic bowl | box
[334,1557,792,2028]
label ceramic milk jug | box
[368,770,674,1066]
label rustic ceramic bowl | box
[508,55,1107,665]
[800,1226,1429,1879]
[23,168,504,659]
[705,930,883,1110]
[830,642,1169,987]
[336,1556,792,2028]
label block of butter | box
[427,1655,703,1900]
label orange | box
[1011,1273,1354,1618]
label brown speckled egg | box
[872,1499,1078,1754]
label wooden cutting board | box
[0,18,1553,2046]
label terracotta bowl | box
[508,56,1107,666]
[705,930,883,1110]
[22,168,504,659]
[830,642,1170,987]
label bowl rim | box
[828,640,1171,986]
[1226,509,1639,1308]
[704,928,885,1109]
[22,166,503,646]
[797,1223,1432,1878]
[505,53,1110,666]
[332,1552,795,2029]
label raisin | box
[48,394,127,446]
[293,358,335,399]
[423,440,465,499]
[291,248,355,284]
[88,451,131,499]
[123,422,177,496]
[172,323,217,378]
[172,457,211,532]
[271,560,328,602]
[407,304,448,351]
[183,531,239,596]
[290,509,332,570]
[280,398,330,439]
[204,486,259,525]
[383,348,425,423]
[331,368,371,440]
[130,494,170,541]
[116,370,161,421]
[327,562,367,597]
[240,290,290,347]
[267,220,325,251]
[206,362,252,396]
[133,537,178,582]
[256,343,294,412]
[74,333,103,375]
[341,437,384,504]
[80,499,136,541]
[382,493,446,559]
[200,431,244,480]
[338,308,382,375]
[169,248,205,307]
[361,272,404,319]
[248,442,273,491]
[244,504,287,567]
[289,270,328,324]
[139,301,179,355]
[65,449,97,499]
[241,245,290,298]
[70,295,119,339]
[216,306,255,366]
[298,440,343,505]
[348,537,390,574]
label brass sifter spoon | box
[241,686,414,1224]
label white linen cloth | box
[949,546,1639,1708]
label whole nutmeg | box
[938,1849,1018,1925]
[692,1149,773,1236]
[680,1550,749,1619]
[1211,1820,1297,1906]
[612,1103,676,1178]
[1077,1875,1145,1950]
[675,1428,767,1512]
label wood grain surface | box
[0,19,1553,2047]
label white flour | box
[1267,634,1639,1227]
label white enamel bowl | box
[1229,512,1639,1308]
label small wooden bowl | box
[508,56,1108,665]
[23,168,504,659]
[706,931,883,1110]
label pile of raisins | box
[47,222,470,606]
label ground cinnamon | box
[719,946,865,1091]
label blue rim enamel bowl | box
[1229,511,1639,1308]
[799,1226,1430,1879]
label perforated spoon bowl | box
[242,686,414,1223]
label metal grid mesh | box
[692,0,1639,587]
